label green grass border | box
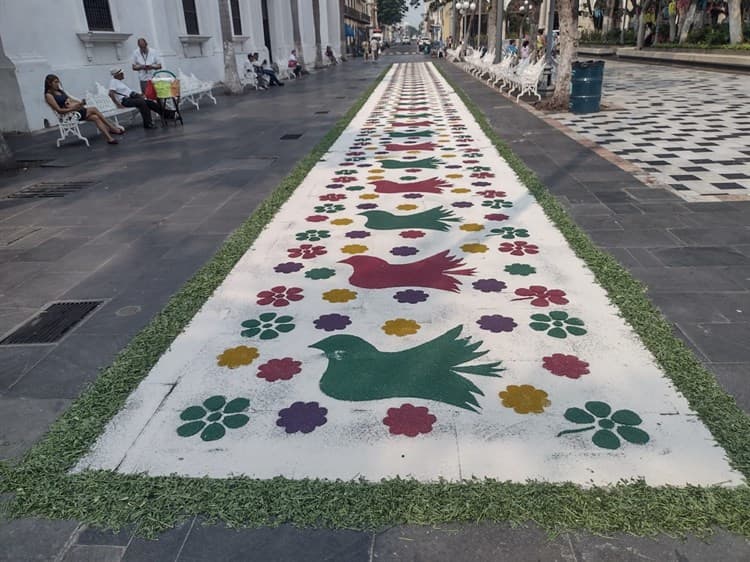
[1,62,749,539]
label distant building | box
[0,0,343,132]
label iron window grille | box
[182,0,200,35]
[230,0,242,35]
[83,0,114,31]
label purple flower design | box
[314,313,352,331]
[403,193,423,199]
[472,181,492,187]
[452,201,473,208]
[276,401,328,434]
[274,262,304,274]
[394,289,429,304]
[357,163,372,167]
[445,164,463,169]
[472,279,507,293]
[391,246,419,256]
[346,230,371,239]
[326,183,344,189]
[477,315,517,333]
[357,203,378,210]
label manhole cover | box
[280,134,303,140]
[315,111,329,115]
[1,301,103,345]
[7,180,97,199]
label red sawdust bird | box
[370,177,451,194]
[385,142,437,152]
[339,250,475,293]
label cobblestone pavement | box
[548,60,750,202]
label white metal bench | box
[51,110,89,147]
[177,70,217,110]
[89,83,139,127]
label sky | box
[404,2,424,28]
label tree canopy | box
[378,0,409,26]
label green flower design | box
[399,175,418,181]
[466,165,491,172]
[345,185,365,191]
[335,169,357,175]
[177,395,250,441]
[314,203,345,214]
[529,310,587,338]
[346,157,366,162]
[241,312,295,340]
[505,263,536,276]
[482,199,514,209]
[295,229,331,242]
[489,226,530,239]
[464,152,483,158]
[305,267,336,280]
[557,401,650,450]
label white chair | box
[51,110,89,147]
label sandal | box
[107,138,119,145]
[111,127,125,135]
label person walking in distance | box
[132,37,162,94]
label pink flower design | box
[485,213,510,222]
[477,190,507,198]
[287,244,327,259]
[331,176,357,183]
[256,286,304,307]
[306,215,329,223]
[400,230,426,239]
[542,354,590,379]
[257,357,303,382]
[499,241,539,256]
[471,172,495,179]
[319,193,347,202]
[383,404,437,437]
[513,286,569,307]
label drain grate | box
[280,133,303,140]
[7,180,97,199]
[1,301,103,344]
[314,111,329,115]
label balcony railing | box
[343,5,371,24]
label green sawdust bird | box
[380,157,442,169]
[310,326,503,412]
[360,206,460,231]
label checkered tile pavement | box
[548,61,750,202]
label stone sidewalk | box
[1,54,749,560]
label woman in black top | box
[44,74,124,144]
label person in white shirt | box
[288,49,303,78]
[108,68,172,129]
[370,38,379,61]
[131,37,162,93]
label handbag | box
[144,80,157,100]
[288,59,297,68]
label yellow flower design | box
[341,244,368,254]
[499,385,550,414]
[359,193,379,200]
[443,154,456,158]
[397,204,418,211]
[460,223,484,232]
[451,188,471,193]
[365,146,378,151]
[382,318,421,336]
[446,173,463,179]
[330,218,353,226]
[369,169,384,174]
[367,176,385,181]
[461,243,489,253]
[216,346,259,369]
[322,288,357,303]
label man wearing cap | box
[108,68,172,129]
[132,37,162,93]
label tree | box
[290,0,305,65]
[218,0,242,94]
[379,0,409,26]
[0,132,14,170]
[540,0,578,109]
[728,0,744,44]
[313,0,324,68]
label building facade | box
[0,0,344,133]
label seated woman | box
[44,74,123,145]
[325,45,338,65]
[259,55,284,86]
[288,49,303,78]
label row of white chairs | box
[459,47,548,102]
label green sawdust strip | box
[1,62,749,539]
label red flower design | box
[513,286,569,307]
[346,151,365,156]
[319,193,347,202]
[471,172,495,179]
[477,190,507,198]
[383,404,437,437]
[400,230,426,239]
[462,159,479,164]
[306,215,329,223]
[287,244,327,259]
[485,213,510,222]
[256,286,304,307]
[332,176,357,183]
[542,354,590,379]
[499,241,539,256]
[257,357,303,382]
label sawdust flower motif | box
[341,244,368,254]
[513,286,569,307]
[499,385,550,414]
[256,286,304,307]
[257,357,302,382]
[461,243,488,253]
[295,229,331,242]
[543,354,590,379]
[277,401,328,434]
[322,288,357,303]
[383,404,437,437]
[314,313,352,331]
[400,230,425,239]
[530,311,586,339]
[499,241,539,256]
[216,346,259,369]
[241,312,295,340]
[460,223,484,232]
[287,244,327,259]
[177,395,250,441]
[558,401,649,450]
[382,318,421,336]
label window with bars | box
[83,0,114,31]
[182,0,200,35]
[230,0,242,35]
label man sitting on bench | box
[107,67,173,129]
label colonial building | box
[342,0,377,55]
[0,0,344,133]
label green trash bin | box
[569,60,604,114]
